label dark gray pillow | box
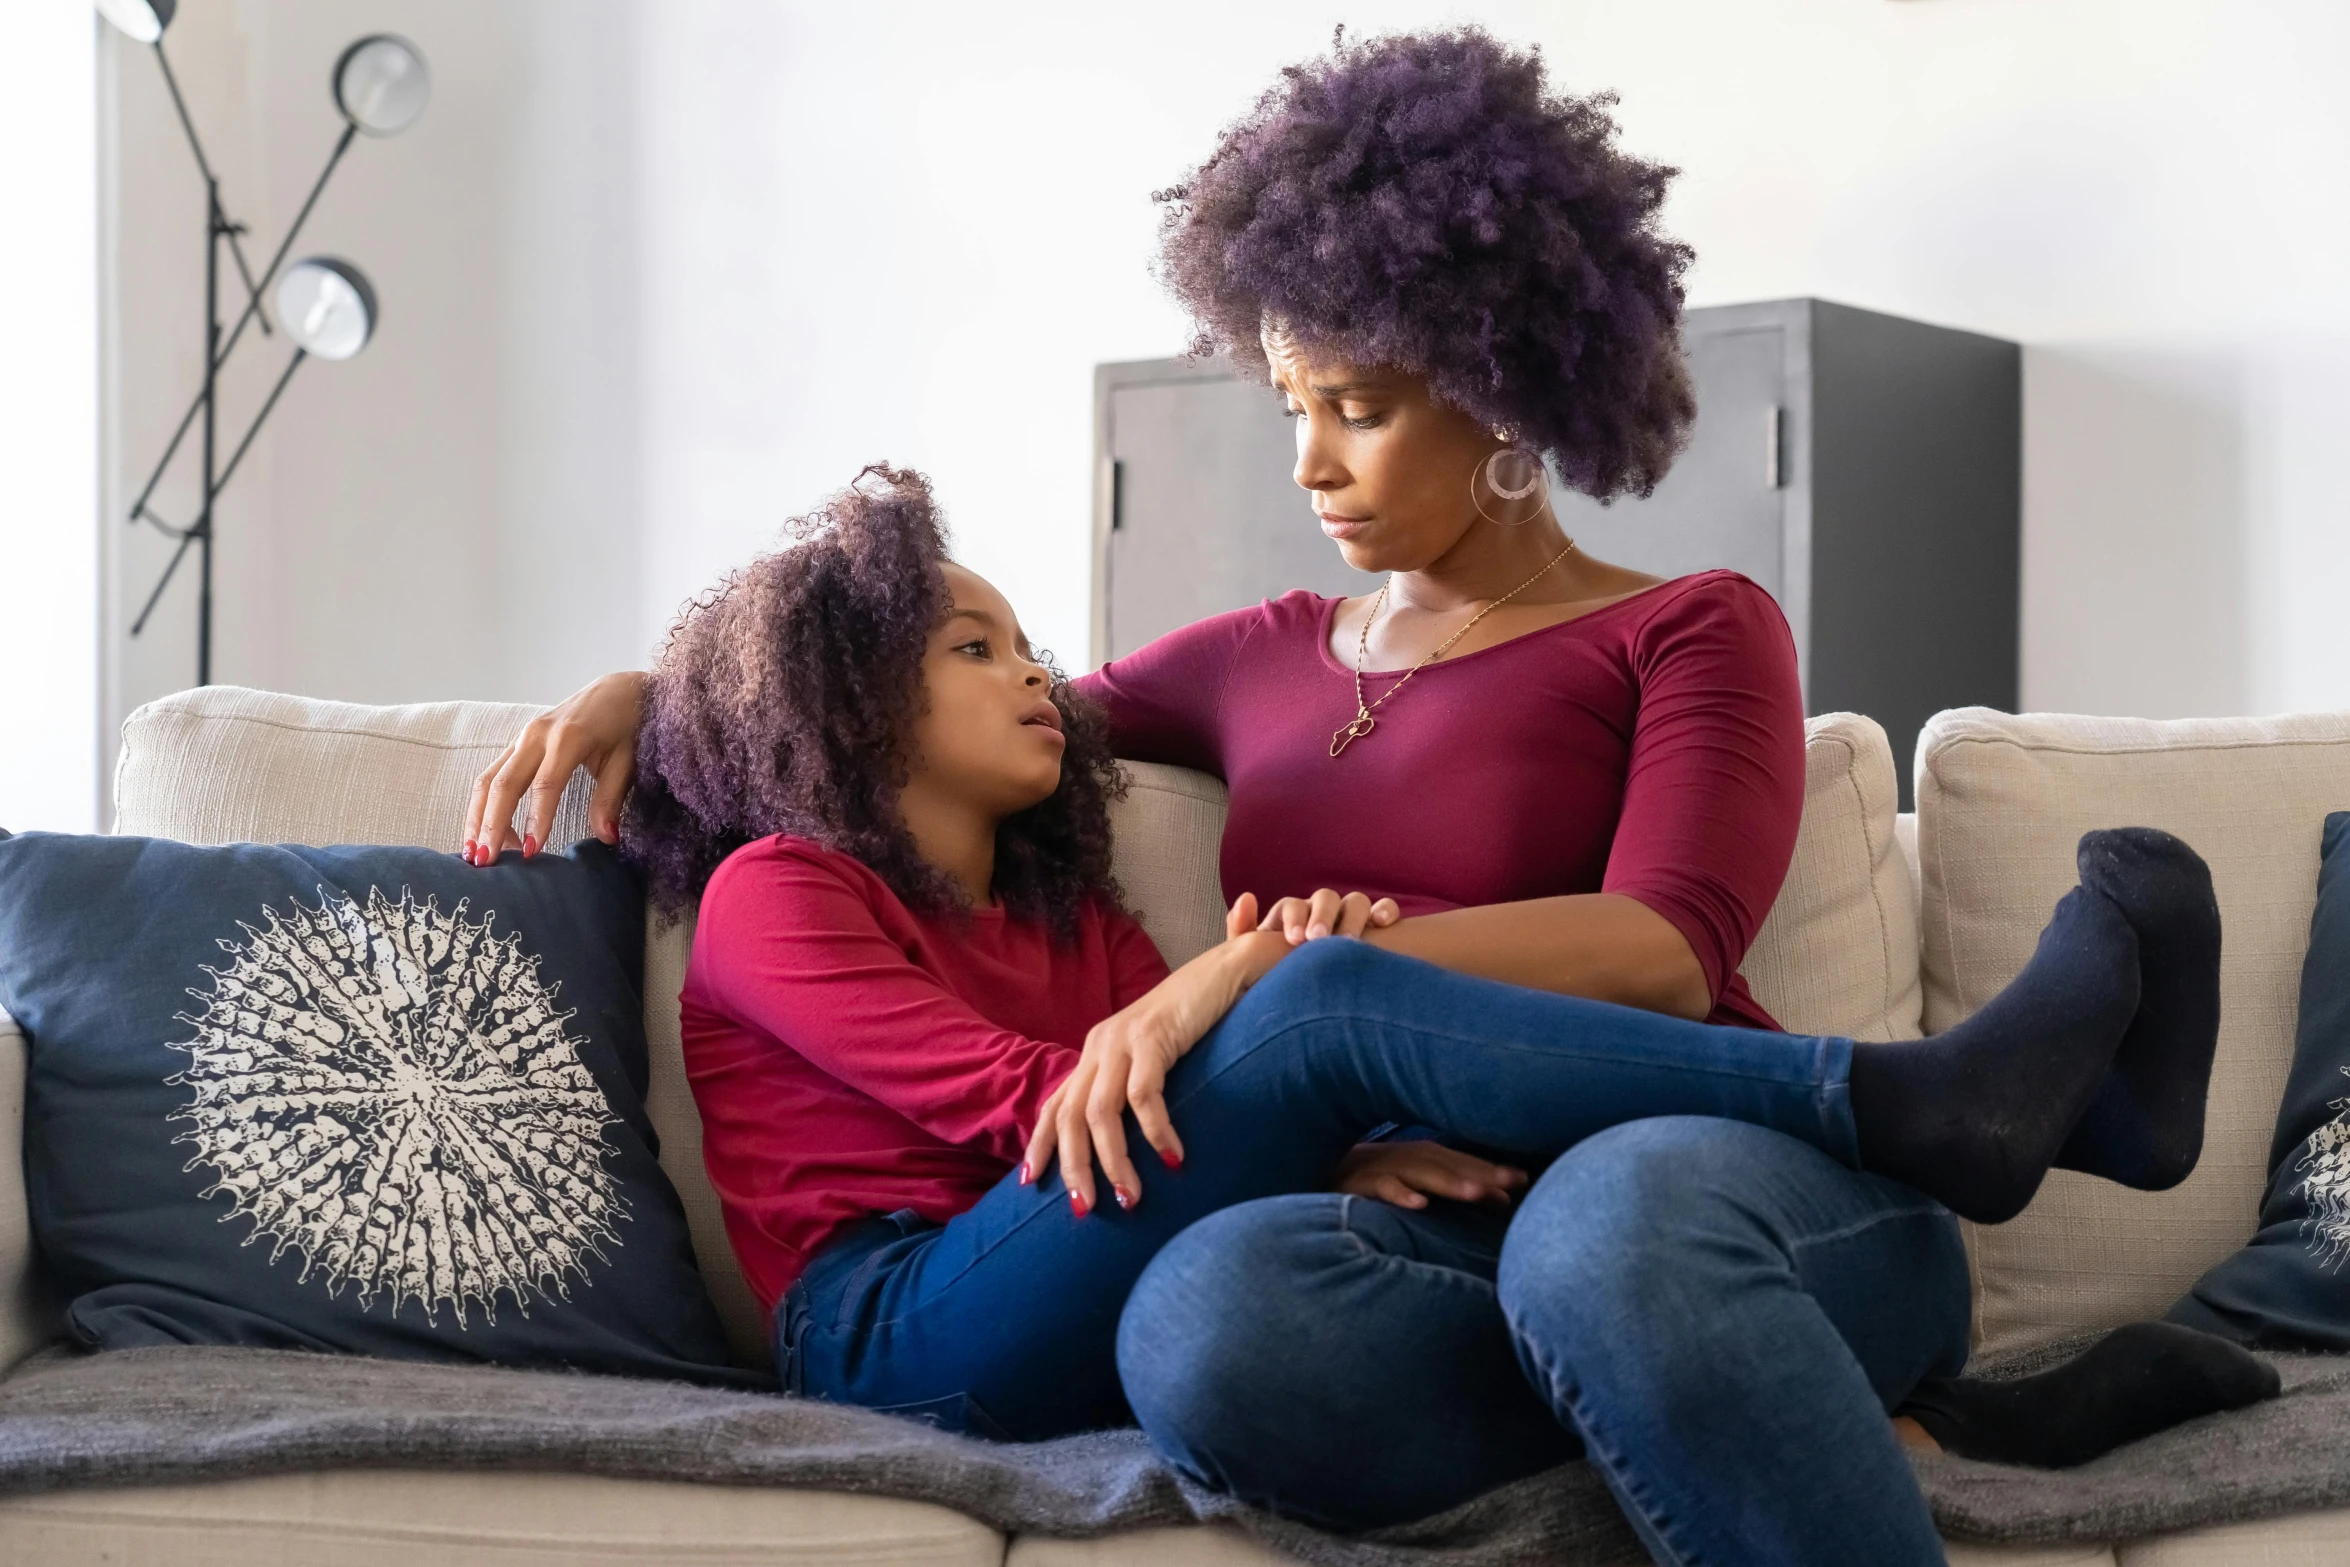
[2171,810,2350,1349]
[0,830,752,1386]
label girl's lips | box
[1020,702,1065,739]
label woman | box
[464,29,2255,1565]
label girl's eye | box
[958,639,989,658]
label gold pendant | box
[1329,711,1377,757]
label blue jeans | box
[1118,1122,1970,1564]
[775,940,1968,1554]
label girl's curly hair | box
[1155,26,1696,501]
[619,463,1126,938]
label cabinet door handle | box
[1765,405,1784,490]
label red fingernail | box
[1160,1150,1183,1172]
[523,833,540,859]
[1114,1185,1135,1210]
[1017,1162,1032,1187]
[463,839,477,859]
[1069,1191,1089,1218]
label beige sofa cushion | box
[0,1469,1003,1566]
[1738,712,1924,1043]
[2117,1507,2350,1565]
[1917,707,2350,1359]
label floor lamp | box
[99,0,430,687]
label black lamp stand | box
[126,39,355,687]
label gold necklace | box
[1329,538,1578,757]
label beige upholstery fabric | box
[0,1469,1004,1565]
[0,1012,38,1373]
[2117,1507,2350,1565]
[1001,1529,2117,1564]
[1917,708,2350,1358]
[642,909,771,1365]
[113,686,592,854]
[1738,713,1924,1043]
[1107,762,1231,968]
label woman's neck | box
[1387,509,1589,615]
[897,779,999,908]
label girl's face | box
[1267,332,1512,576]
[907,563,1067,818]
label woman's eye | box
[1341,411,1384,431]
[1279,404,1303,420]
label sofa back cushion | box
[1917,707,2350,1360]
[1738,713,1922,1044]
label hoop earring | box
[1472,444,1546,527]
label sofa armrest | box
[0,1009,48,1373]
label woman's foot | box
[2055,827,2224,1191]
[1896,1321,2280,1468]
[1850,879,2138,1224]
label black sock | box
[1850,882,2138,1224]
[1899,1321,2280,1468]
[2055,827,2223,1190]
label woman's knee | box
[1116,1195,1346,1461]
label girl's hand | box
[1332,1142,1528,1210]
[1024,893,1286,1216]
[1257,888,1402,944]
[465,671,648,864]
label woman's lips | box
[1318,512,1371,540]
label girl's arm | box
[1023,891,1398,1216]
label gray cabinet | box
[1092,298,2018,802]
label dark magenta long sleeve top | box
[680,837,1169,1309]
[1071,570,1805,1032]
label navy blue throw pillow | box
[2171,811,2350,1349]
[0,831,750,1385]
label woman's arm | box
[1366,894,1712,1020]
[1251,884,1711,1018]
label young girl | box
[608,461,2222,1481]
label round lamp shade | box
[333,35,430,136]
[276,259,377,361]
[94,0,175,43]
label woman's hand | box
[1024,893,1288,1217]
[1332,1141,1528,1211]
[1257,888,1402,944]
[464,671,647,864]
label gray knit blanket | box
[2,1341,2346,1565]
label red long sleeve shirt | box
[679,837,1168,1311]
[1071,570,1804,1031]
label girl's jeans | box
[775,939,1970,1565]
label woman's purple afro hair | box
[1156,26,1696,500]
[620,463,1126,937]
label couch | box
[0,683,2345,1565]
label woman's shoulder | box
[1618,569,1793,647]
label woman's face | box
[907,563,1067,818]
[1267,333,1506,575]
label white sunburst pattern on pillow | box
[2296,1068,2350,1272]
[165,885,628,1327]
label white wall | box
[0,10,100,831]
[102,0,2350,747]
[103,0,644,762]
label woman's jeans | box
[776,939,1971,1565]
